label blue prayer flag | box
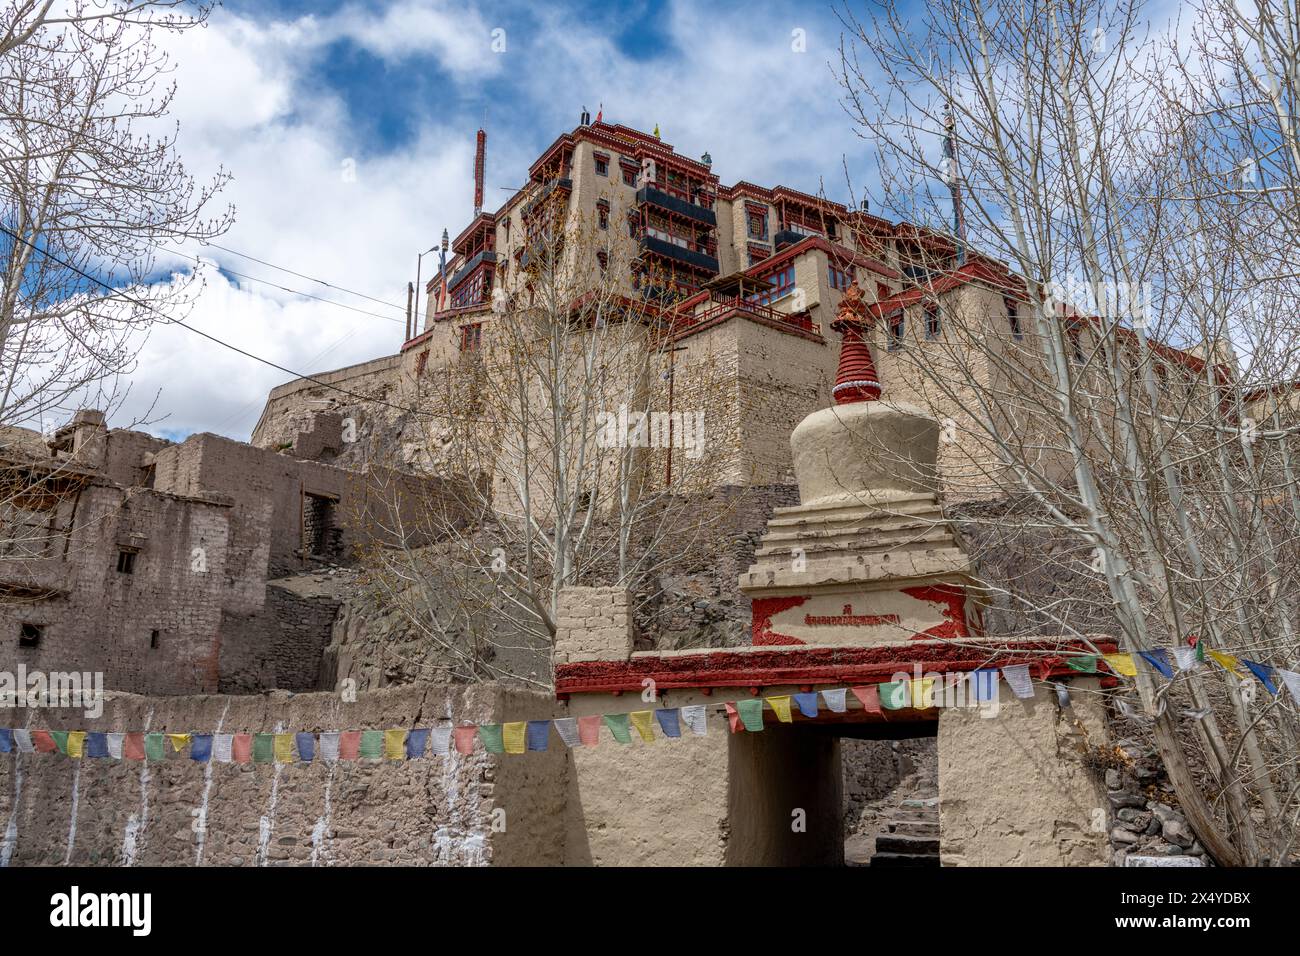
[85,732,109,758]
[972,669,999,702]
[793,692,818,718]
[526,720,551,751]
[654,709,681,738]
[0,729,11,754]
[190,734,213,762]
[405,729,428,758]
[1242,660,1279,695]
[1138,650,1174,679]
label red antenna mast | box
[474,128,486,217]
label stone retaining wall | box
[0,683,565,867]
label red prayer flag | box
[851,685,881,714]
[452,726,477,754]
[124,733,145,760]
[232,733,252,764]
[577,716,602,746]
[338,731,361,760]
[724,703,742,733]
[33,731,56,753]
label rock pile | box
[1106,738,1209,866]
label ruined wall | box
[251,354,402,455]
[0,484,236,695]
[0,683,565,867]
[938,677,1109,866]
[266,580,343,692]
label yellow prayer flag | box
[383,729,407,760]
[67,731,86,759]
[765,696,793,723]
[167,733,191,752]
[1103,654,1137,677]
[274,733,295,763]
[1208,650,1242,677]
[502,722,527,754]
[628,710,655,742]
[911,678,936,709]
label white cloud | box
[107,0,869,442]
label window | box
[888,314,905,349]
[597,200,609,231]
[925,305,941,339]
[1006,298,1023,339]
[19,623,42,648]
[596,251,608,273]
[829,263,853,291]
[747,263,796,306]
[747,208,768,240]
[594,152,609,176]
[150,630,160,650]
[622,166,637,186]
[116,549,137,574]
[459,322,483,352]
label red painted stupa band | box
[830,283,883,404]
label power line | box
[194,240,409,314]
[0,223,421,417]
[166,247,406,325]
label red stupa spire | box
[830,282,882,404]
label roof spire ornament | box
[829,282,882,404]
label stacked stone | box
[1106,737,1209,866]
[553,587,634,663]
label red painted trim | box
[901,584,971,640]
[554,638,1120,695]
[751,595,808,645]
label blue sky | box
[120,0,890,440]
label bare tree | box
[0,1,230,599]
[350,200,742,687]
[837,0,1300,865]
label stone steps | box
[868,795,940,867]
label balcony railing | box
[449,250,496,292]
[522,177,572,220]
[676,292,820,335]
[639,233,719,274]
[636,183,716,226]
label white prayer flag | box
[319,732,341,762]
[821,688,848,713]
[553,717,581,748]
[1173,647,1198,671]
[213,734,233,763]
[106,733,125,759]
[1279,668,1300,701]
[13,729,33,753]
[1002,664,1034,699]
[1054,683,1071,707]
[680,705,708,736]
[429,727,452,755]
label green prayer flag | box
[359,730,384,759]
[878,681,909,710]
[1067,655,1098,673]
[602,713,632,744]
[144,733,165,761]
[477,724,505,753]
[253,733,274,763]
[50,731,68,754]
[1195,641,1205,662]
[735,698,765,731]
